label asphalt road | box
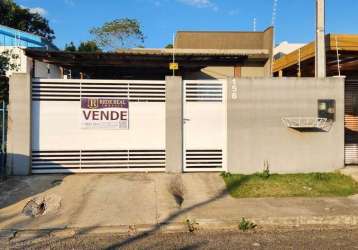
[2,227,358,250]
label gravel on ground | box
[1,226,358,250]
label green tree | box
[64,42,77,52]
[165,44,173,49]
[90,18,144,50]
[64,41,102,52]
[78,41,101,52]
[0,0,55,41]
[0,50,19,76]
[0,49,19,102]
[0,75,8,102]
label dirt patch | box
[22,194,61,217]
[51,179,63,187]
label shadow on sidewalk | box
[0,157,66,210]
[2,170,251,249]
[101,173,248,248]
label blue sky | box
[16,0,358,49]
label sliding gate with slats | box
[183,80,227,172]
[31,79,166,173]
[345,79,358,165]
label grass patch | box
[223,172,358,198]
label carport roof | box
[24,47,269,68]
[273,34,358,77]
[24,48,270,79]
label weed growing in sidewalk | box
[185,219,199,233]
[239,217,257,232]
[258,160,270,179]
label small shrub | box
[220,172,232,178]
[239,217,257,232]
[257,160,270,179]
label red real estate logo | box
[81,98,129,129]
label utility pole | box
[315,0,326,78]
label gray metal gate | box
[345,79,358,165]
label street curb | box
[3,215,358,239]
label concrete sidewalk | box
[0,173,358,234]
[341,167,358,182]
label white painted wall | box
[274,41,306,59]
[0,46,61,78]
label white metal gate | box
[183,80,227,172]
[31,79,166,173]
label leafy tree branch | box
[90,18,144,50]
[0,0,55,41]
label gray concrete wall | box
[184,66,234,80]
[227,77,345,174]
[241,66,265,77]
[7,73,32,175]
[165,76,183,173]
[184,65,267,79]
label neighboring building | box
[24,27,274,80]
[0,24,60,78]
[273,34,358,77]
[274,41,306,60]
[273,34,358,166]
[175,27,274,78]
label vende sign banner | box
[81,98,129,129]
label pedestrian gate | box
[31,79,166,173]
[183,80,227,172]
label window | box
[318,99,336,121]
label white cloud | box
[147,0,162,7]
[29,7,47,16]
[64,0,75,7]
[20,5,48,16]
[149,0,218,10]
[177,0,218,10]
[228,9,239,16]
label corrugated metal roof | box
[273,34,358,73]
[116,48,270,56]
[0,24,57,50]
[25,47,269,70]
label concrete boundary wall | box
[227,77,345,174]
[6,74,345,175]
[165,76,183,173]
[7,73,32,175]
